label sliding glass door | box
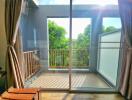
[70,18,93,90]
[70,0,122,91]
[47,18,70,89]
[28,0,122,92]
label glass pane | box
[72,18,90,69]
[73,0,118,5]
[48,18,69,69]
[39,0,118,5]
[103,18,121,33]
[98,18,121,86]
[39,0,70,5]
[23,3,70,90]
[71,18,113,90]
[71,2,121,90]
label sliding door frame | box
[38,0,122,92]
[69,0,122,92]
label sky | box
[103,18,121,29]
[48,18,121,39]
[48,18,91,39]
[39,0,118,5]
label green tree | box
[73,25,91,67]
[75,25,118,49]
[48,20,68,49]
[103,26,118,33]
[75,25,91,49]
[48,20,69,67]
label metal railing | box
[24,50,40,80]
[49,49,89,69]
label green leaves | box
[103,26,118,33]
[48,20,68,49]
[74,25,91,49]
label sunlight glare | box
[73,0,118,5]
[39,0,118,5]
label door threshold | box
[38,88,117,93]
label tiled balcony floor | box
[26,72,110,89]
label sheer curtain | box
[5,0,24,88]
[118,0,132,99]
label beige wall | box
[0,0,7,70]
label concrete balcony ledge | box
[48,68,90,73]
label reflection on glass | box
[73,0,118,6]
[39,0,118,5]
[71,17,122,90]
[72,18,91,69]
[103,18,121,33]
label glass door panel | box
[71,18,93,89]
[70,18,112,90]
[47,18,70,89]
[25,2,70,90]
[26,0,122,92]
[70,1,122,91]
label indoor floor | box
[40,92,124,100]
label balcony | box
[24,30,121,90]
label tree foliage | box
[48,20,68,49]
[75,25,118,49]
[103,26,118,33]
[74,25,91,49]
[48,20,118,68]
[48,20,118,49]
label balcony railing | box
[24,50,40,80]
[49,49,89,69]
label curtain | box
[5,0,24,88]
[118,0,132,99]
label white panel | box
[98,31,121,85]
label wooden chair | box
[1,87,40,100]
[8,87,39,94]
[1,91,37,100]
[0,96,8,100]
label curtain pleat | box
[118,0,132,99]
[5,0,24,88]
